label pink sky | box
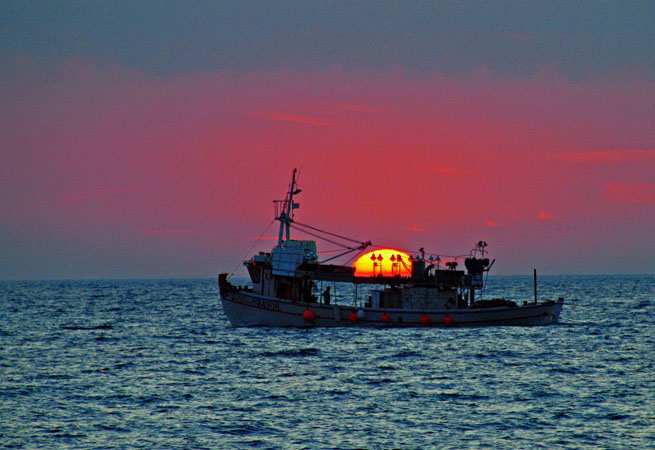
[1,58,654,278]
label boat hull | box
[220,288,564,328]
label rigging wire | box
[344,246,368,266]
[320,244,369,264]
[297,161,306,184]
[294,219,464,262]
[229,219,275,277]
[317,248,353,254]
[478,269,490,300]
[289,223,359,249]
[293,220,466,265]
[292,220,365,245]
[399,259,413,275]
[368,243,467,260]
[233,209,468,275]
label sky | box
[1,2,654,279]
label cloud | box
[605,182,655,204]
[406,224,425,232]
[485,220,500,227]
[555,150,655,164]
[536,210,556,221]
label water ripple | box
[1,276,654,449]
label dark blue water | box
[2,275,654,449]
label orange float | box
[303,309,315,322]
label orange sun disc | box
[353,249,412,277]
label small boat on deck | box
[218,169,563,327]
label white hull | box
[220,289,563,328]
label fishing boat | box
[219,169,564,327]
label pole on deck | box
[533,268,538,304]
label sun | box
[353,249,412,277]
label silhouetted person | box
[323,286,331,305]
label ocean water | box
[1,275,654,449]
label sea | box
[1,275,654,450]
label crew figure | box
[323,286,331,305]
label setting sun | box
[353,249,412,277]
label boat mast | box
[276,168,300,247]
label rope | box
[344,247,368,266]
[229,219,275,277]
[478,269,490,299]
[369,243,467,260]
[291,220,365,245]
[292,220,465,261]
[289,224,357,249]
[317,248,352,254]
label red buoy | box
[303,309,315,322]
[380,313,390,323]
[349,312,358,323]
[443,315,452,326]
[420,315,431,326]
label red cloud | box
[605,182,655,204]
[485,220,500,227]
[406,224,425,232]
[556,150,655,164]
[536,210,556,221]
